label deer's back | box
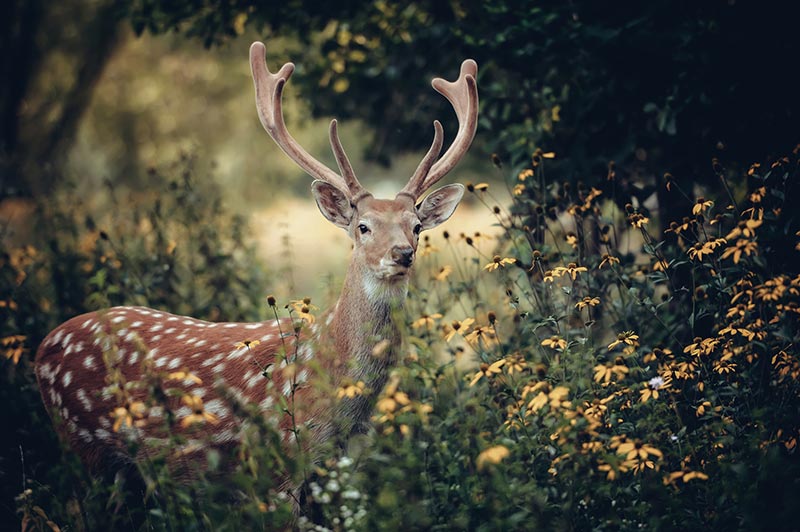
[35,306,312,472]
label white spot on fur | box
[151,335,163,343]
[246,372,263,389]
[176,333,187,340]
[152,312,163,319]
[130,321,143,328]
[82,356,96,370]
[61,332,74,348]
[95,428,111,441]
[245,323,261,330]
[150,323,164,333]
[258,396,274,410]
[155,356,169,368]
[227,348,248,360]
[260,334,274,343]
[50,330,64,347]
[78,429,93,442]
[81,318,95,329]
[168,316,179,322]
[77,389,93,411]
[98,416,111,429]
[150,406,164,418]
[195,339,207,347]
[167,358,181,370]
[175,406,192,418]
[224,323,238,329]
[117,328,128,338]
[112,316,126,324]
[204,399,230,418]
[62,371,73,387]
[211,428,237,444]
[298,344,314,361]
[296,369,309,385]
[129,350,140,365]
[165,328,177,334]
[201,353,224,367]
[282,380,292,396]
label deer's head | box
[249,42,478,286]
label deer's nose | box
[391,246,414,267]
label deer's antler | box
[249,42,368,201]
[398,59,479,200]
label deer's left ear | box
[312,180,354,229]
[417,184,464,231]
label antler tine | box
[249,42,349,193]
[418,59,479,194]
[329,119,370,202]
[397,120,444,201]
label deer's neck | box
[321,262,408,441]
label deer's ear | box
[312,180,353,229]
[417,183,464,230]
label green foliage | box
[3,145,799,529]
[124,0,799,178]
[0,156,269,528]
[343,147,799,530]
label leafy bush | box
[3,147,799,530]
[1,157,269,529]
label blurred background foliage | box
[1,0,799,528]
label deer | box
[34,41,478,488]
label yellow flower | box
[443,317,475,342]
[337,381,366,399]
[484,256,516,271]
[725,218,762,240]
[518,168,534,181]
[639,376,671,402]
[575,297,600,310]
[664,469,709,485]
[412,313,443,330]
[628,213,650,228]
[692,197,714,215]
[476,445,510,470]
[597,460,629,480]
[528,385,570,412]
[1,335,27,364]
[180,395,219,428]
[434,265,453,281]
[513,183,526,196]
[469,359,505,386]
[607,331,639,350]
[616,440,663,461]
[541,336,567,350]
[376,391,410,414]
[289,298,318,323]
[111,400,147,432]
[464,326,498,347]
[504,353,528,375]
[565,234,579,249]
[720,239,758,263]
[234,340,261,349]
[167,370,203,385]
[564,262,587,280]
[593,362,629,384]
[599,254,620,268]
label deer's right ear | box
[311,180,354,229]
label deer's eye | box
[358,223,370,234]
[413,223,422,235]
